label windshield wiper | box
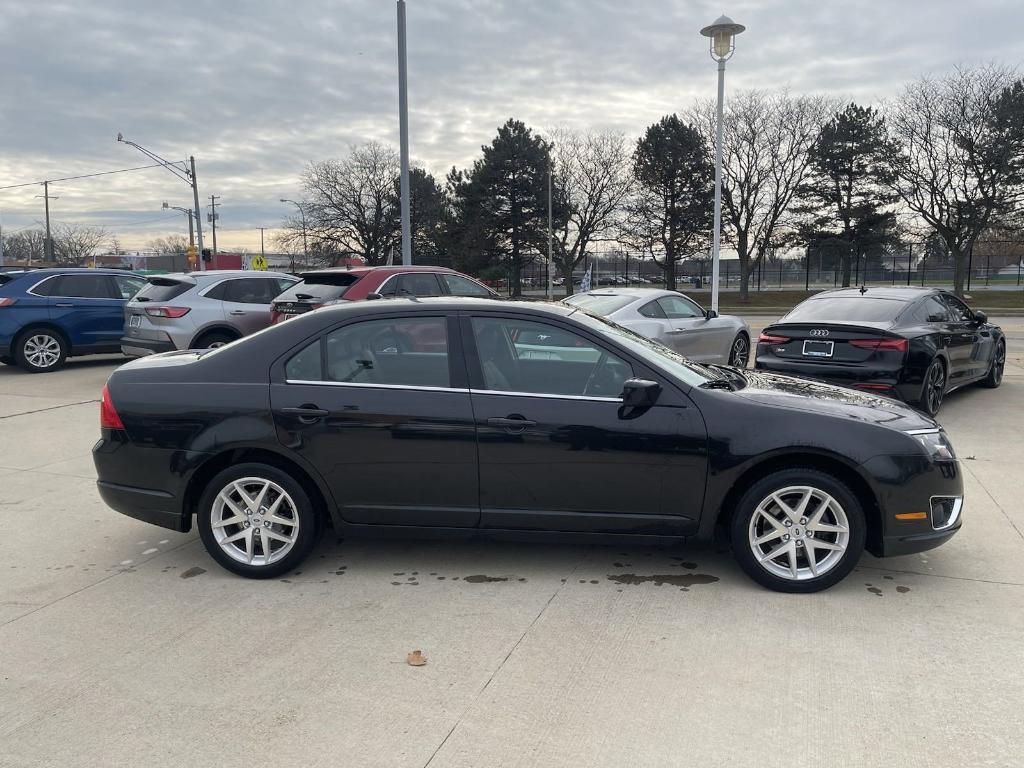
[698,378,736,391]
[707,364,748,388]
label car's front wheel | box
[197,463,321,578]
[14,329,68,373]
[728,333,750,368]
[979,339,1005,389]
[730,468,866,593]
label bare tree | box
[887,65,1024,295]
[147,234,190,254]
[300,141,401,265]
[52,223,108,266]
[2,229,47,265]
[690,90,835,300]
[547,128,633,295]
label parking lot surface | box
[2,318,1023,767]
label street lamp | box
[118,133,207,270]
[280,198,309,270]
[162,202,196,270]
[700,14,745,314]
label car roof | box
[297,265,459,279]
[10,267,137,276]
[153,270,295,282]
[808,287,938,302]
[311,296,574,317]
[576,287,680,299]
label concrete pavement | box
[1,323,1023,768]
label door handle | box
[281,405,329,423]
[487,416,537,432]
[229,310,247,315]
[665,329,686,335]
[55,303,73,308]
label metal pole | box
[43,180,52,262]
[710,58,726,313]
[805,247,810,291]
[186,210,194,247]
[907,244,912,286]
[260,227,265,258]
[209,195,220,256]
[301,210,309,268]
[547,152,553,299]
[966,245,973,291]
[189,156,206,271]
[397,0,412,266]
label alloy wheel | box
[925,361,945,414]
[210,477,300,566]
[24,334,62,369]
[993,342,1005,385]
[747,485,850,581]
[730,335,749,367]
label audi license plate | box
[129,315,142,328]
[802,339,834,358]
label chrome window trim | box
[26,274,118,300]
[286,379,466,394]
[376,272,444,298]
[470,388,622,403]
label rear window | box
[563,293,635,316]
[784,297,907,323]
[135,279,193,302]
[276,273,361,303]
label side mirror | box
[973,310,987,324]
[705,309,718,320]
[620,378,662,408]
[365,292,383,301]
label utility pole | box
[190,157,206,271]
[397,0,412,265]
[208,195,220,256]
[547,152,554,300]
[259,227,265,257]
[43,180,53,262]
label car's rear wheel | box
[728,333,750,368]
[194,331,237,350]
[197,463,320,578]
[14,329,68,373]
[918,358,946,416]
[730,468,866,593]
[980,339,1005,389]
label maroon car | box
[270,266,498,324]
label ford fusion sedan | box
[755,287,1005,415]
[564,288,751,367]
[121,270,299,356]
[94,298,963,593]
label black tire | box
[917,358,947,416]
[13,328,68,373]
[730,467,867,593]
[193,331,238,350]
[197,463,321,578]
[979,339,1005,389]
[728,332,750,368]
[0,355,14,365]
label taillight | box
[758,332,789,345]
[0,297,16,308]
[145,306,191,318]
[100,384,124,430]
[849,338,908,352]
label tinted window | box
[113,275,147,299]
[784,297,906,323]
[223,278,280,304]
[472,317,632,397]
[52,274,114,299]
[397,273,443,297]
[916,296,949,324]
[441,274,493,297]
[30,276,59,296]
[136,279,193,302]
[658,295,704,319]
[276,274,360,303]
[325,317,449,387]
[637,300,667,319]
[941,294,974,322]
[285,340,323,381]
[563,293,636,316]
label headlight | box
[909,429,956,461]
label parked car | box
[270,265,499,324]
[121,270,299,356]
[94,297,963,592]
[0,268,147,372]
[564,288,751,367]
[754,287,1005,416]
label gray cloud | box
[1,0,1021,250]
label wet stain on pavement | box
[463,575,508,583]
[866,584,883,596]
[896,585,911,593]
[607,573,719,588]
[180,566,206,579]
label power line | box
[0,163,170,192]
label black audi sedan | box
[755,287,1005,416]
[94,297,963,593]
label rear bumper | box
[96,480,190,532]
[120,336,176,357]
[754,357,909,399]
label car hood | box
[732,370,938,432]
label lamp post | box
[162,202,195,246]
[280,198,309,270]
[700,14,745,314]
[34,182,59,264]
[397,0,412,265]
[117,133,206,270]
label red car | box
[270,266,499,324]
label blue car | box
[0,268,148,373]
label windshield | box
[784,296,907,323]
[563,293,636,316]
[568,308,715,386]
[276,273,361,302]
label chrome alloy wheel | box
[992,342,1005,385]
[925,361,946,414]
[210,477,300,566]
[730,335,749,367]
[24,334,62,368]
[748,486,850,581]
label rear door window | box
[324,317,450,387]
[381,273,443,297]
[223,278,280,304]
[51,274,115,298]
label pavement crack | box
[858,564,1024,587]
[421,560,583,768]
[963,461,1024,543]
[0,399,99,420]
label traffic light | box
[201,248,212,262]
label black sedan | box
[755,287,1005,416]
[94,297,964,593]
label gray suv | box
[121,271,299,356]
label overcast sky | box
[1,0,1022,252]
